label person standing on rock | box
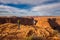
[32,18,37,25]
[17,19,20,29]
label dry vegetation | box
[0,16,60,40]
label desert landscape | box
[0,16,60,40]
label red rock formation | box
[0,17,37,25]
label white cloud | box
[0,0,57,5]
[31,3,60,16]
[0,5,42,16]
[0,2,60,16]
[32,3,60,11]
[0,5,29,16]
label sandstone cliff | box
[0,16,60,40]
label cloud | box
[0,5,41,16]
[0,5,38,16]
[31,3,60,16]
[0,2,60,16]
[0,0,60,5]
[0,5,29,16]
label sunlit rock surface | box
[0,16,60,40]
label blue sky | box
[0,0,60,16]
[0,0,60,9]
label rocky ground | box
[0,16,60,40]
[0,23,60,40]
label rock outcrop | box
[0,17,37,25]
[0,16,60,40]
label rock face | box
[0,23,51,40]
[34,16,60,28]
[0,17,37,25]
[0,16,60,40]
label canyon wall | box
[0,17,36,25]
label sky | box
[0,0,60,16]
